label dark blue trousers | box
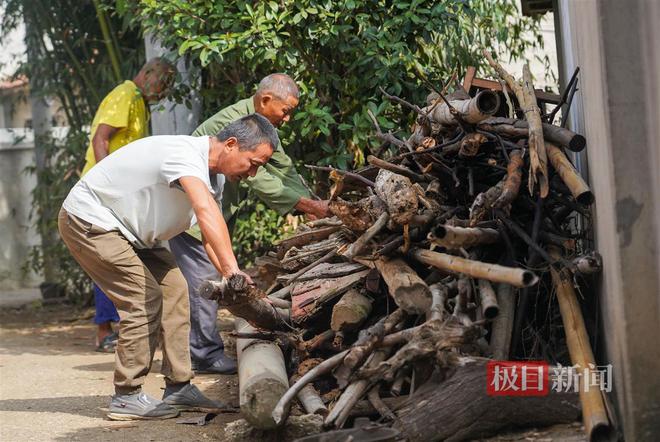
[168,232,224,365]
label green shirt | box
[186,96,310,240]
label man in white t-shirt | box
[58,114,277,420]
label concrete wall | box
[556,1,660,440]
[0,129,41,289]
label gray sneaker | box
[163,383,234,412]
[108,392,180,421]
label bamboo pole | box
[548,247,612,441]
[478,279,499,320]
[546,143,594,205]
[429,224,500,249]
[427,90,501,125]
[410,248,538,288]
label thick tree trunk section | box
[393,362,581,441]
[375,257,432,314]
[236,319,289,429]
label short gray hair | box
[216,114,279,152]
[256,73,299,101]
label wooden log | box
[426,90,501,125]
[479,117,586,152]
[367,155,427,182]
[410,248,538,288]
[199,276,290,330]
[274,225,342,258]
[394,362,581,441]
[272,349,350,426]
[374,257,432,314]
[484,52,549,197]
[236,319,289,429]
[546,142,594,205]
[494,149,523,209]
[549,247,612,440]
[329,195,386,232]
[488,283,515,360]
[459,132,488,158]
[297,384,328,416]
[374,169,419,226]
[469,178,505,226]
[279,262,367,284]
[477,279,499,320]
[341,212,389,260]
[428,224,500,250]
[331,289,373,333]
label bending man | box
[59,114,277,420]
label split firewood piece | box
[331,289,373,334]
[484,51,549,197]
[274,225,343,259]
[374,169,419,227]
[410,248,538,288]
[374,257,432,314]
[341,212,389,260]
[479,117,586,152]
[469,178,505,226]
[494,149,524,209]
[289,270,371,324]
[329,195,387,232]
[236,318,289,429]
[367,155,428,183]
[393,361,581,441]
[199,275,289,330]
[459,132,488,158]
[546,142,594,205]
[334,309,406,389]
[477,279,499,320]
[488,283,515,359]
[272,349,350,426]
[279,262,367,284]
[280,232,348,271]
[428,224,500,250]
[426,90,501,127]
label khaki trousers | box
[58,208,192,393]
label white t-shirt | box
[63,135,219,249]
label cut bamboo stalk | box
[375,257,432,314]
[489,283,515,360]
[479,117,586,152]
[427,90,501,125]
[477,279,499,320]
[429,224,500,250]
[546,142,594,205]
[549,247,612,441]
[410,248,538,288]
[236,319,289,429]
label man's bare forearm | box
[295,197,331,219]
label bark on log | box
[199,276,289,330]
[374,257,432,314]
[488,283,515,360]
[429,224,500,250]
[546,143,594,205]
[426,90,501,126]
[549,247,612,440]
[374,169,419,226]
[331,289,373,333]
[280,262,367,284]
[236,319,289,429]
[484,53,549,197]
[410,248,538,288]
[393,362,581,442]
[479,117,586,152]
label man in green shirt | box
[169,74,330,374]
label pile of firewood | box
[201,58,611,441]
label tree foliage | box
[130,0,544,169]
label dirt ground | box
[0,303,587,442]
[0,303,240,442]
